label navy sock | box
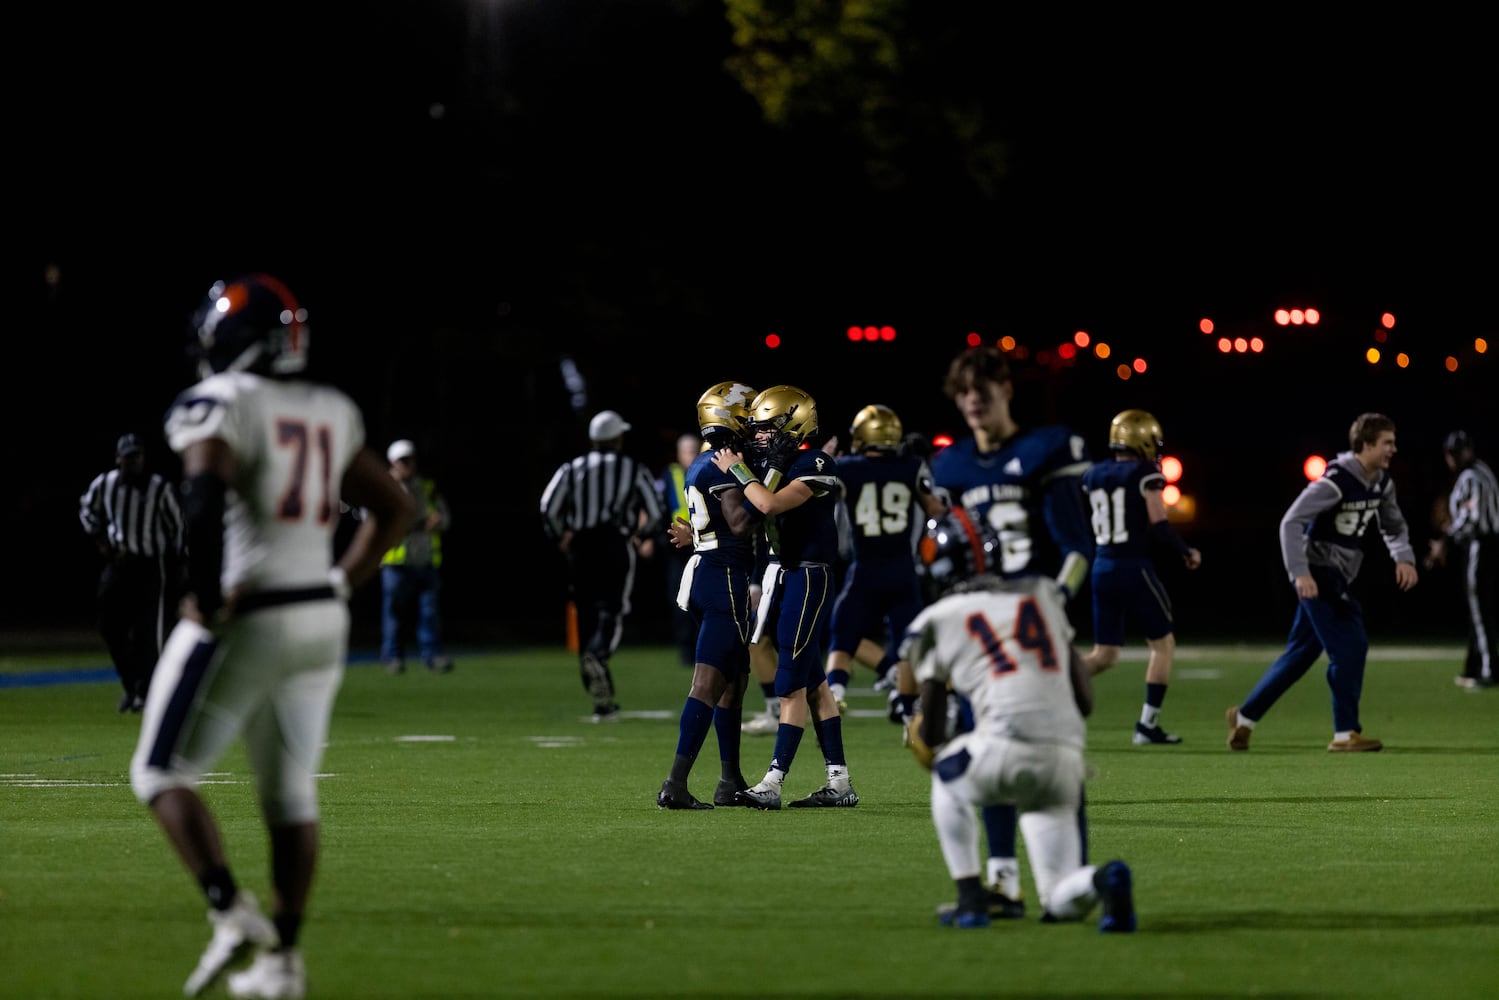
[1145,682,1167,708]
[982,803,1018,856]
[769,724,804,777]
[812,714,847,767]
[828,667,851,689]
[713,704,743,781]
[199,865,237,911]
[670,698,714,781]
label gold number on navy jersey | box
[852,480,913,537]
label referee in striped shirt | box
[1428,430,1499,689]
[78,433,185,712]
[541,410,665,721]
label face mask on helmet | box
[850,404,903,452]
[917,507,999,601]
[1107,409,1164,462]
[191,273,309,379]
[696,381,757,451]
[746,384,818,464]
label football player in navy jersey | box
[657,382,763,810]
[825,405,948,722]
[713,385,858,809]
[928,345,1095,920]
[1081,410,1202,745]
[1228,412,1418,752]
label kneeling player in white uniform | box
[129,274,414,998]
[901,508,1135,931]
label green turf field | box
[3,641,1496,999]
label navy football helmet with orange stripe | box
[190,273,309,378]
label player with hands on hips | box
[1081,410,1201,746]
[902,508,1135,932]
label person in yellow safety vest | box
[657,433,703,665]
[380,439,454,674]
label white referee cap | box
[387,439,416,463]
[589,410,631,442]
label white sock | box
[827,764,849,790]
[830,683,847,702]
[766,698,780,719]
[1237,711,1256,730]
[1141,705,1160,728]
[986,858,1021,900]
[1334,730,1353,742]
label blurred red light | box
[1058,343,1077,360]
[1200,318,1214,334]
[846,326,862,342]
[880,325,896,342]
[966,332,981,347]
[1162,484,1181,506]
[1217,338,1231,353]
[1249,337,1264,352]
[1132,357,1146,373]
[1161,456,1182,482]
[1074,330,1090,347]
[1381,312,1396,329]
[765,333,781,349]
[1275,309,1291,325]
[1304,455,1326,480]
[1304,308,1320,324]
[863,326,879,342]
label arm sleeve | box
[1378,479,1417,564]
[1041,474,1094,599]
[539,463,570,540]
[632,467,665,537]
[1279,479,1338,579]
[79,474,105,537]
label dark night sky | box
[11,3,1497,646]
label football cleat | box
[183,890,278,997]
[657,780,712,810]
[590,703,620,723]
[741,713,778,735]
[712,778,749,807]
[226,947,306,999]
[733,784,782,810]
[1094,860,1136,933]
[935,890,1025,922]
[787,784,859,808]
[1132,723,1183,745]
[938,907,990,929]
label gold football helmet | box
[1108,409,1165,462]
[695,381,757,442]
[850,404,903,452]
[747,385,818,441]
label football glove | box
[903,711,936,769]
[765,434,801,477]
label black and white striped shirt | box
[79,469,185,558]
[540,450,665,540]
[1448,459,1499,542]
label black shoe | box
[590,703,620,723]
[383,659,406,675]
[713,778,749,807]
[936,890,1025,922]
[657,780,712,810]
[788,784,859,808]
[425,656,454,674]
[1094,860,1136,933]
[117,691,134,714]
[1132,722,1182,745]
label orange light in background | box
[765,333,781,349]
[1161,456,1182,482]
[1396,353,1410,368]
[880,325,896,342]
[1094,342,1111,359]
[966,331,981,347]
[999,335,1015,351]
[1305,309,1320,324]
[1115,364,1131,380]
[1217,338,1231,353]
[1476,338,1489,354]
[1381,312,1396,329]
[1275,309,1291,325]
[1446,356,1459,371]
[932,433,954,451]
[1304,455,1327,480]
[1074,330,1091,347]
[1234,337,1248,352]
[1250,337,1264,352]
[1200,318,1215,334]
[1290,309,1306,325]
[846,326,862,342]
[1162,484,1181,505]
[1366,347,1380,364]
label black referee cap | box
[1443,430,1473,454]
[116,433,143,458]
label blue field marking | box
[0,667,116,689]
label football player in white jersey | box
[901,508,1135,931]
[129,274,414,999]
